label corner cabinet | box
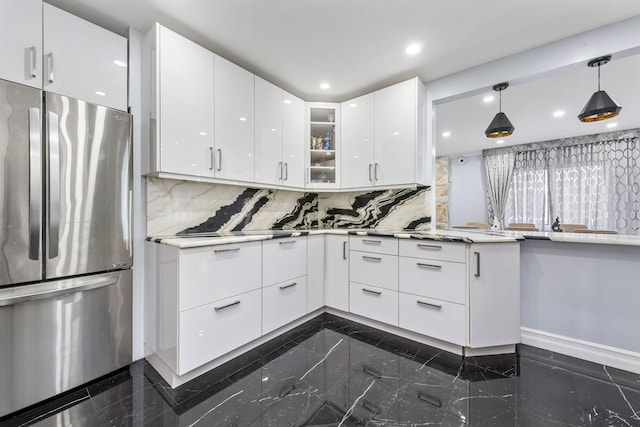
[341,77,427,190]
[306,102,340,190]
[142,24,215,177]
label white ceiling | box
[44,0,640,155]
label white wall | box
[449,154,487,226]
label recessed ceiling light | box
[405,43,422,55]
[114,60,127,67]
[199,131,207,136]
[283,99,292,104]
[392,131,400,136]
[496,139,504,144]
[320,83,330,90]
[349,103,358,108]
[606,122,618,128]
[271,128,277,132]
[553,110,565,118]
[483,95,495,103]
[95,91,106,96]
[442,131,451,138]
[239,117,247,121]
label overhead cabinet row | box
[0,0,127,110]
[142,23,428,191]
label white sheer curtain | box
[484,152,515,228]
[503,135,640,234]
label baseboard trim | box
[520,327,640,374]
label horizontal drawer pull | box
[417,244,442,250]
[214,247,240,254]
[417,392,442,408]
[417,300,442,310]
[362,255,382,262]
[362,239,382,245]
[362,288,382,296]
[279,282,297,290]
[416,262,442,270]
[278,240,296,245]
[361,399,381,414]
[214,300,241,311]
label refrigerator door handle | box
[28,108,41,261]
[0,275,118,307]
[48,111,60,259]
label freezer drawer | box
[0,270,132,417]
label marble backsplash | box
[146,177,431,236]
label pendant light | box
[485,82,515,138]
[578,55,621,122]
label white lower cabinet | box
[350,251,398,291]
[263,276,308,334]
[398,293,466,346]
[307,235,325,312]
[262,237,307,286]
[179,289,262,375]
[349,283,398,327]
[325,235,349,311]
[398,256,465,304]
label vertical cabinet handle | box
[278,161,283,180]
[28,108,41,260]
[283,162,288,181]
[374,163,379,181]
[217,148,222,172]
[368,163,373,181]
[343,241,347,260]
[47,52,54,83]
[48,111,60,259]
[209,147,214,170]
[28,46,37,78]
[474,251,481,277]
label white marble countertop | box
[147,228,519,249]
[492,229,640,246]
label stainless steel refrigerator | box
[0,78,132,417]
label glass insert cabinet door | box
[306,102,340,189]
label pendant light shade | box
[578,56,621,122]
[485,82,515,138]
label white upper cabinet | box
[214,55,255,182]
[149,24,215,177]
[43,3,127,111]
[341,93,375,189]
[0,0,42,88]
[254,77,284,186]
[373,78,420,187]
[282,92,305,188]
[306,102,340,190]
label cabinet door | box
[307,235,325,312]
[349,283,398,326]
[282,92,305,188]
[43,4,127,111]
[262,237,307,286]
[0,0,41,88]
[325,235,349,312]
[262,276,308,334]
[254,77,283,186]
[158,25,215,177]
[341,94,375,189]
[468,243,520,348]
[374,78,416,186]
[214,55,254,182]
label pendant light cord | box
[597,65,601,91]
[499,88,502,112]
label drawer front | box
[179,288,262,374]
[263,237,307,286]
[399,240,465,263]
[350,251,398,291]
[179,242,262,311]
[262,276,308,334]
[399,257,466,304]
[399,293,466,345]
[349,235,398,255]
[349,283,398,326]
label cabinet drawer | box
[399,293,465,345]
[178,289,262,375]
[350,283,398,326]
[263,276,308,334]
[263,237,307,286]
[399,257,466,304]
[350,251,398,291]
[179,242,262,311]
[349,235,398,255]
[399,240,465,263]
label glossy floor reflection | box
[3,314,640,426]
